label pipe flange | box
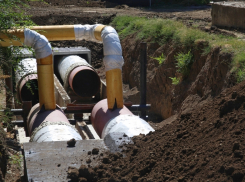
[30,121,79,142]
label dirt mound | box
[68,79,245,182]
[115,5,130,9]
[26,1,50,7]
[43,0,105,7]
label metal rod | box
[6,104,151,116]
[140,42,147,120]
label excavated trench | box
[31,13,235,121]
[1,4,243,181]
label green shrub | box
[169,77,181,85]
[150,53,166,65]
[111,16,245,83]
[175,50,193,77]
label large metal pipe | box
[27,103,82,142]
[16,58,39,106]
[91,99,154,138]
[1,25,124,110]
[58,55,100,97]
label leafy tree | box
[0,0,35,128]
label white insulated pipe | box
[74,24,124,72]
[30,122,82,142]
[101,115,155,139]
[58,55,94,91]
[24,29,52,59]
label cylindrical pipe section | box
[106,69,124,109]
[37,54,56,110]
[27,103,82,142]
[91,99,154,138]
[58,55,100,97]
[16,58,39,106]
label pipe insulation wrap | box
[58,55,93,91]
[101,26,124,72]
[24,28,52,59]
[30,121,82,142]
[101,114,155,139]
[74,24,101,42]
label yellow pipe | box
[36,54,56,110]
[0,25,76,47]
[94,25,106,41]
[105,69,123,109]
[1,25,124,109]
[94,25,124,109]
[0,29,24,47]
[31,25,75,41]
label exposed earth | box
[1,1,245,182]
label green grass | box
[111,16,245,83]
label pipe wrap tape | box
[24,29,52,59]
[101,26,124,72]
[74,24,101,42]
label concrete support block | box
[212,2,245,29]
[54,74,71,107]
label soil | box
[2,0,245,181]
[68,80,245,182]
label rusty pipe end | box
[69,66,100,98]
[19,74,39,106]
[27,103,69,135]
[91,99,133,137]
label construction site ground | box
[2,1,245,182]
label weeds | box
[9,154,22,168]
[111,16,245,82]
[175,50,193,77]
[150,53,165,65]
[237,69,245,83]
[169,77,181,85]
[0,108,13,131]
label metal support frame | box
[140,42,147,120]
[8,103,151,126]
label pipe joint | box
[24,28,52,59]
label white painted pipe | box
[30,122,82,142]
[102,115,155,139]
[58,55,92,91]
